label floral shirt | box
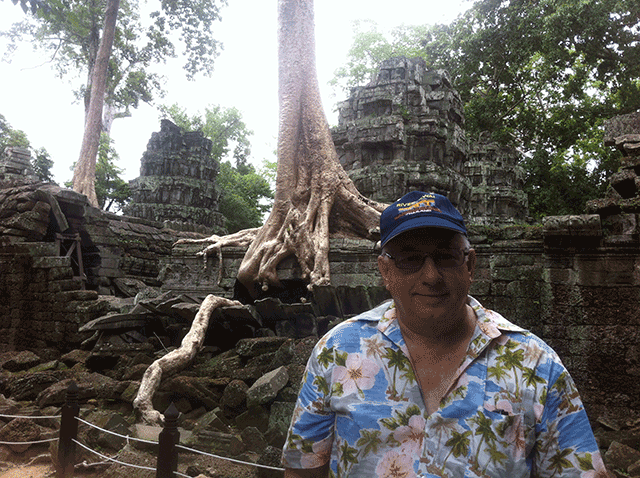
[282,297,609,478]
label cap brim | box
[381,217,467,247]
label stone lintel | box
[543,215,602,237]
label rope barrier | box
[176,444,285,472]
[72,438,157,472]
[75,417,158,445]
[0,413,61,420]
[0,404,285,474]
[75,416,285,472]
[0,437,58,445]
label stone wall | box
[162,221,639,424]
[0,241,101,353]
[0,180,207,350]
[465,142,529,225]
[467,221,640,423]
[0,183,102,353]
[161,237,388,308]
[1,184,638,422]
[0,147,38,184]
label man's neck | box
[398,304,477,352]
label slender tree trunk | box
[72,0,120,207]
[102,102,131,135]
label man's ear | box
[466,248,477,281]
[378,254,392,289]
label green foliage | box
[330,21,432,94]
[259,159,277,191]
[1,0,226,126]
[32,147,54,182]
[333,0,639,218]
[95,133,130,212]
[2,0,49,15]
[65,133,130,212]
[0,113,54,182]
[525,120,621,220]
[0,113,30,152]
[160,103,274,232]
[217,160,273,233]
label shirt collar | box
[371,296,528,353]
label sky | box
[0,0,469,184]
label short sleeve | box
[533,361,608,477]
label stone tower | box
[0,147,38,184]
[464,141,528,225]
[586,110,640,243]
[331,57,471,211]
[331,56,529,224]
[125,120,226,234]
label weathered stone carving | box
[586,110,640,244]
[331,57,529,224]
[465,141,529,225]
[125,120,226,234]
[0,147,38,185]
[332,57,471,210]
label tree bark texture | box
[72,0,120,207]
[235,0,386,296]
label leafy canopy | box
[160,104,274,233]
[332,0,640,219]
[0,114,30,151]
[330,21,431,94]
[1,0,227,127]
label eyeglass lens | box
[390,250,467,271]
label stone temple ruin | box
[0,58,639,472]
[0,147,38,184]
[124,119,227,235]
[331,57,528,226]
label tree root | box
[175,228,259,286]
[235,175,386,296]
[133,294,241,425]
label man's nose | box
[417,255,441,281]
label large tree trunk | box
[236,0,386,296]
[133,0,387,425]
[72,0,120,207]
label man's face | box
[378,228,476,333]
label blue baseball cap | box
[380,191,467,247]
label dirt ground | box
[0,445,267,478]
[0,464,53,478]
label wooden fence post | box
[57,381,79,478]
[156,403,181,478]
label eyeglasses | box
[382,249,470,273]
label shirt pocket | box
[464,407,534,478]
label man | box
[282,191,609,478]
